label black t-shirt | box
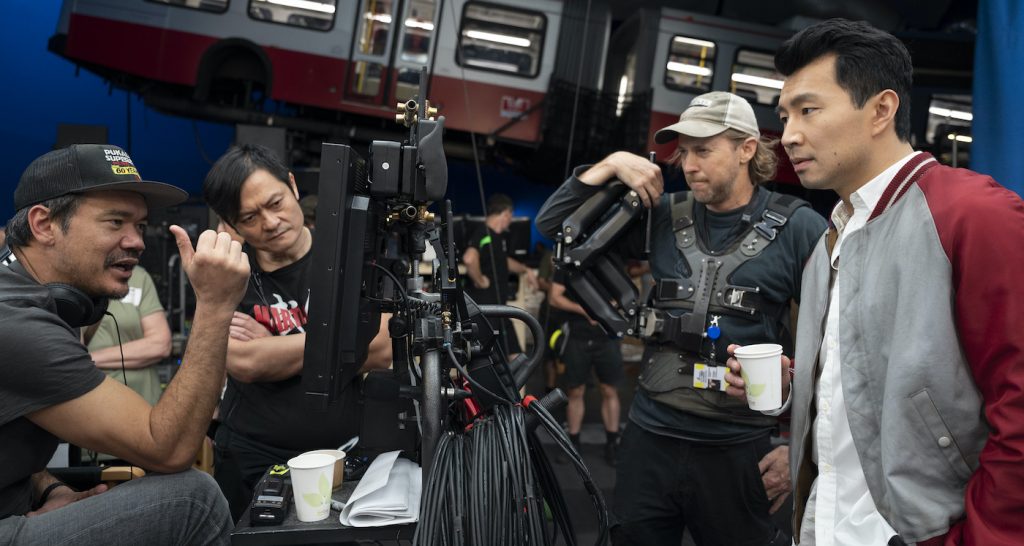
[551,269,606,340]
[464,225,511,305]
[0,262,105,518]
[219,249,361,453]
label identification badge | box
[693,363,729,391]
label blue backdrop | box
[0,1,553,246]
[972,0,1024,195]
[0,1,234,225]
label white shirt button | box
[938,436,952,448]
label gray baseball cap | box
[654,91,760,143]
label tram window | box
[148,0,228,13]
[248,0,336,31]
[926,94,972,167]
[730,49,782,105]
[399,0,436,65]
[353,0,395,56]
[664,35,715,93]
[925,95,972,144]
[457,2,546,79]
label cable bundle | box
[415,430,470,545]
[414,403,609,546]
[525,400,610,546]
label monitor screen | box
[302,143,384,410]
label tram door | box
[346,0,439,105]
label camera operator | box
[537,92,826,545]
[202,144,392,520]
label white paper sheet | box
[339,450,421,527]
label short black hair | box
[4,194,81,249]
[203,144,291,225]
[775,18,913,142]
[486,193,514,216]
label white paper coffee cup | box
[287,453,336,522]
[734,343,783,411]
[304,449,347,491]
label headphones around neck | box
[0,244,109,328]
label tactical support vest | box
[638,189,808,425]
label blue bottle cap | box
[706,325,721,340]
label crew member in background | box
[83,265,172,463]
[537,92,826,546]
[462,193,538,356]
[203,144,392,520]
[85,265,171,406]
[535,242,563,393]
[549,271,623,465]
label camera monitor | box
[302,144,384,410]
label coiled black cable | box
[416,404,574,546]
[527,401,610,546]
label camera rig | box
[551,181,647,339]
[302,71,609,545]
[551,168,807,359]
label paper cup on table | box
[304,449,347,491]
[287,453,336,522]
[734,343,783,411]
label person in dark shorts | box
[549,270,623,464]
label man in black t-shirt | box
[1,144,247,544]
[462,194,537,355]
[203,145,393,520]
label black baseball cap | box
[14,144,188,211]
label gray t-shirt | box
[0,262,105,518]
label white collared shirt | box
[799,152,918,546]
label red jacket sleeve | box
[922,169,1024,545]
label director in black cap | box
[0,144,249,545]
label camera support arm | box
[553,182,646,338]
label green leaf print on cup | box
[741,370,766,397]
[303,473,332,508]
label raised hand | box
[581,152,665,208]
[169,226,250,310]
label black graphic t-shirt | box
[219,249,361,452]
